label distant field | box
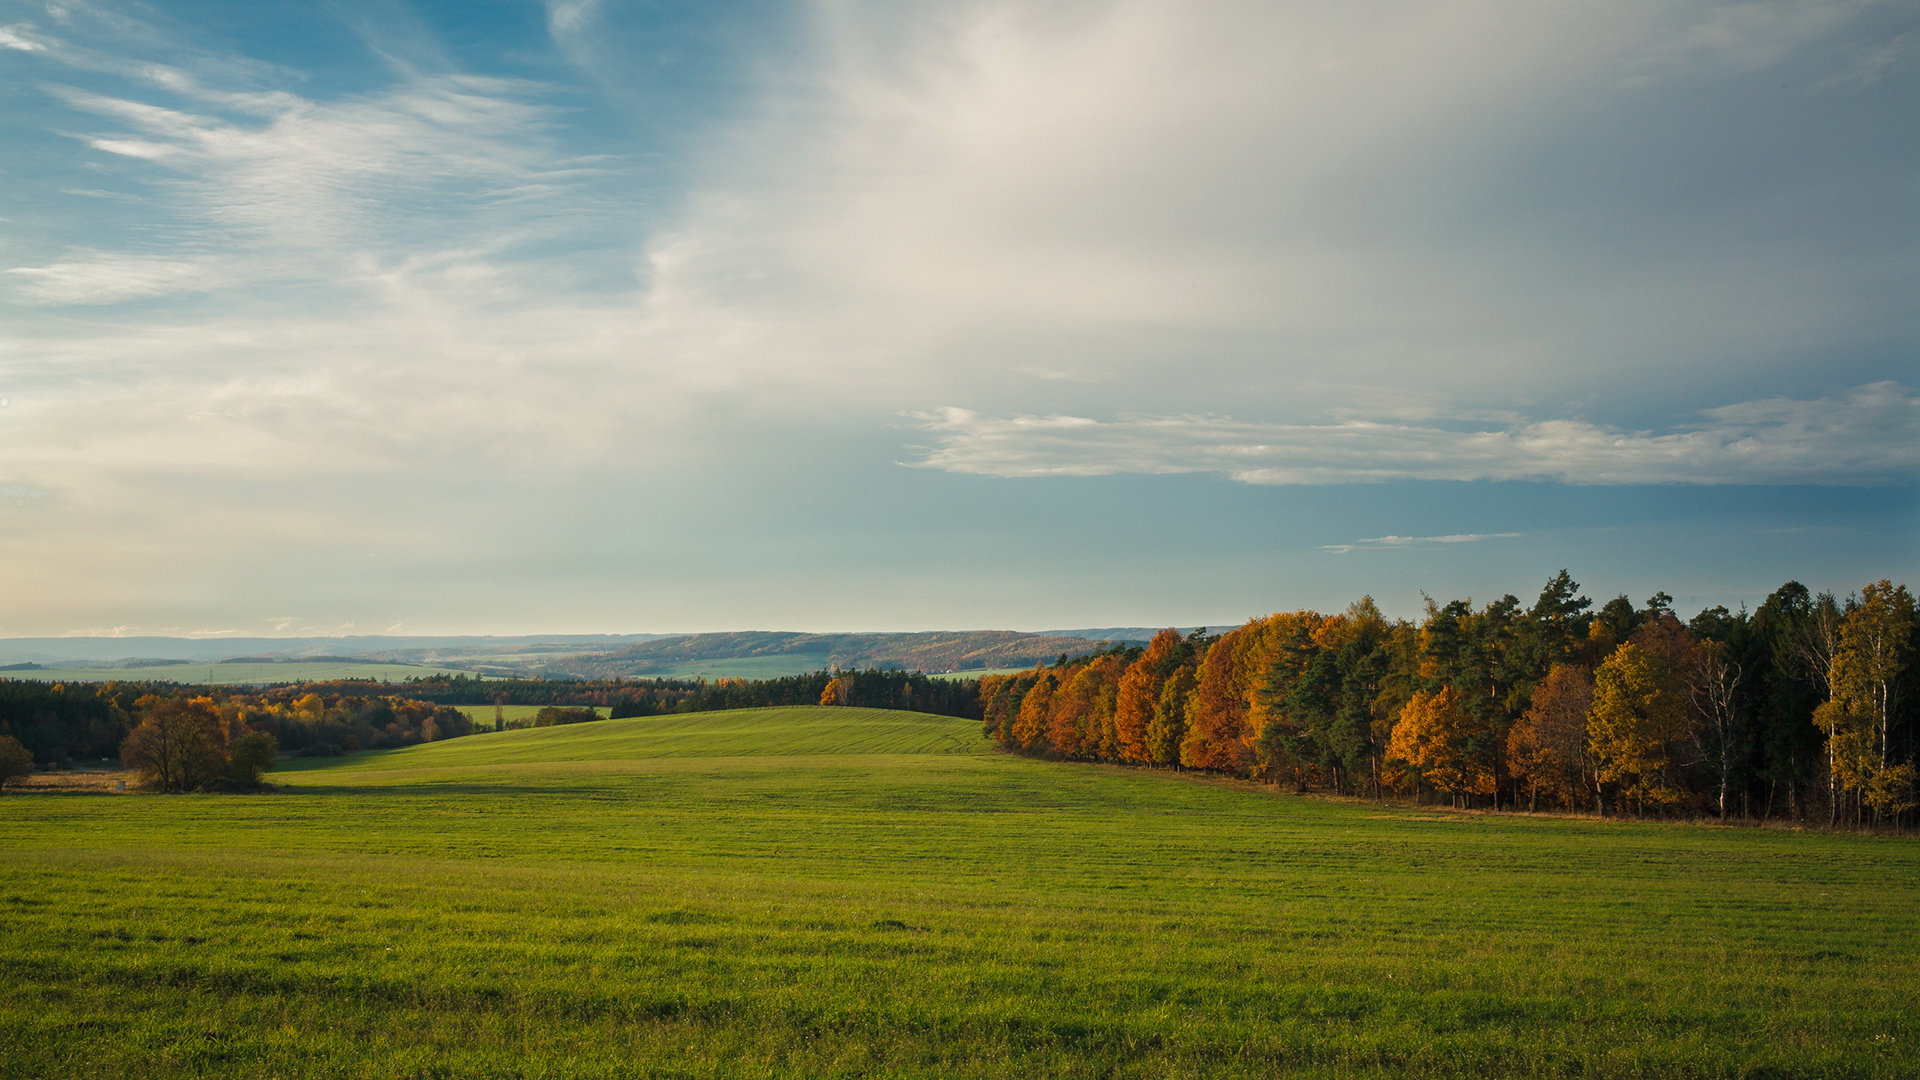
[4,706,1917,1078]
[451,704,611,729]
[929,666,1029,680]
[588,656,1012,680]
[0,661,491,686]
[613,653,833,680]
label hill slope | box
[280,706,982,774]
[536,630,1124,678]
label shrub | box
[0,735,32,790]
[228,730,279,784]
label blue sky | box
[0,0,1914,637]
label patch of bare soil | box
[6,770,140,794]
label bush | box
[533,706,600,727]
[0,735,32,790]
[228,730,278,783]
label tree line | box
[0,667,981,791]
[980,575,1918,828]
[0,682,475,790]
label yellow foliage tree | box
[1010,670,1058,751]
[1817,580,1917,821]
[1587,643,1688,811]
[1147,666,1194,766]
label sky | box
[0,0,1914,638]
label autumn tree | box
[0,735,32,791]
[1011,670,1058,751]
[1386,686,1495,805]
[1182,619,1282,772]
[1506,663,1595,811]
[1047,662,1102,756]
[978,673,1026,744]
[1816,581,1917,822]
[1147,665,1196,766]
[1114,630,1182,762]
[1588,643,1689,813]
[820,675,855,706]
[121,695,229,793]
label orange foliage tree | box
[1386,686,1495,805]
[1011,670,1058,751]
[120,695,229,793]
[1506,663,1595,811]
[1181,618,1288,772]
[1114,630,1182,762]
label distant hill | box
[1040,627,1199,642]
[536,630,1125,678]
[0,629,1156,680]
[0,634,676,668]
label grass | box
[451,704,612,729]
[620,654,834,680]
[929,666,1030,680]
[6,661,491,686]
[3,706,1916,1078]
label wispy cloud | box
[8,66,592,305]
[1321,533,1522,555]
[0,23,46,50]
[6,252,229,304]
[0,1,1909,632]
[908,383,1919,486]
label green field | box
[452,704,612,729]
[929,666,1030,680]
[4,706,1917,1078]
[619,654,833,680]
[3,661,490,686]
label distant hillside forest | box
[533,629,1116,678]
[4,573,1914,827]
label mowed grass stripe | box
[278,705,982,775]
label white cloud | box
[0,0,1908,631]
[1321,533,1522,554]
[0,23,46,50]
[6,252,227,304]
[908,383,1920,486]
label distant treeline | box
[0,682,474,763]
[982,575,1918,828]
[383,669,979,719]
[0,668,981,767]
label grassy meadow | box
[3,706,1916,1078]
[452,704,613,729]
[620,655,834,681]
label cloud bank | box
[910,383,1920,486]
[0,0,1912,632]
